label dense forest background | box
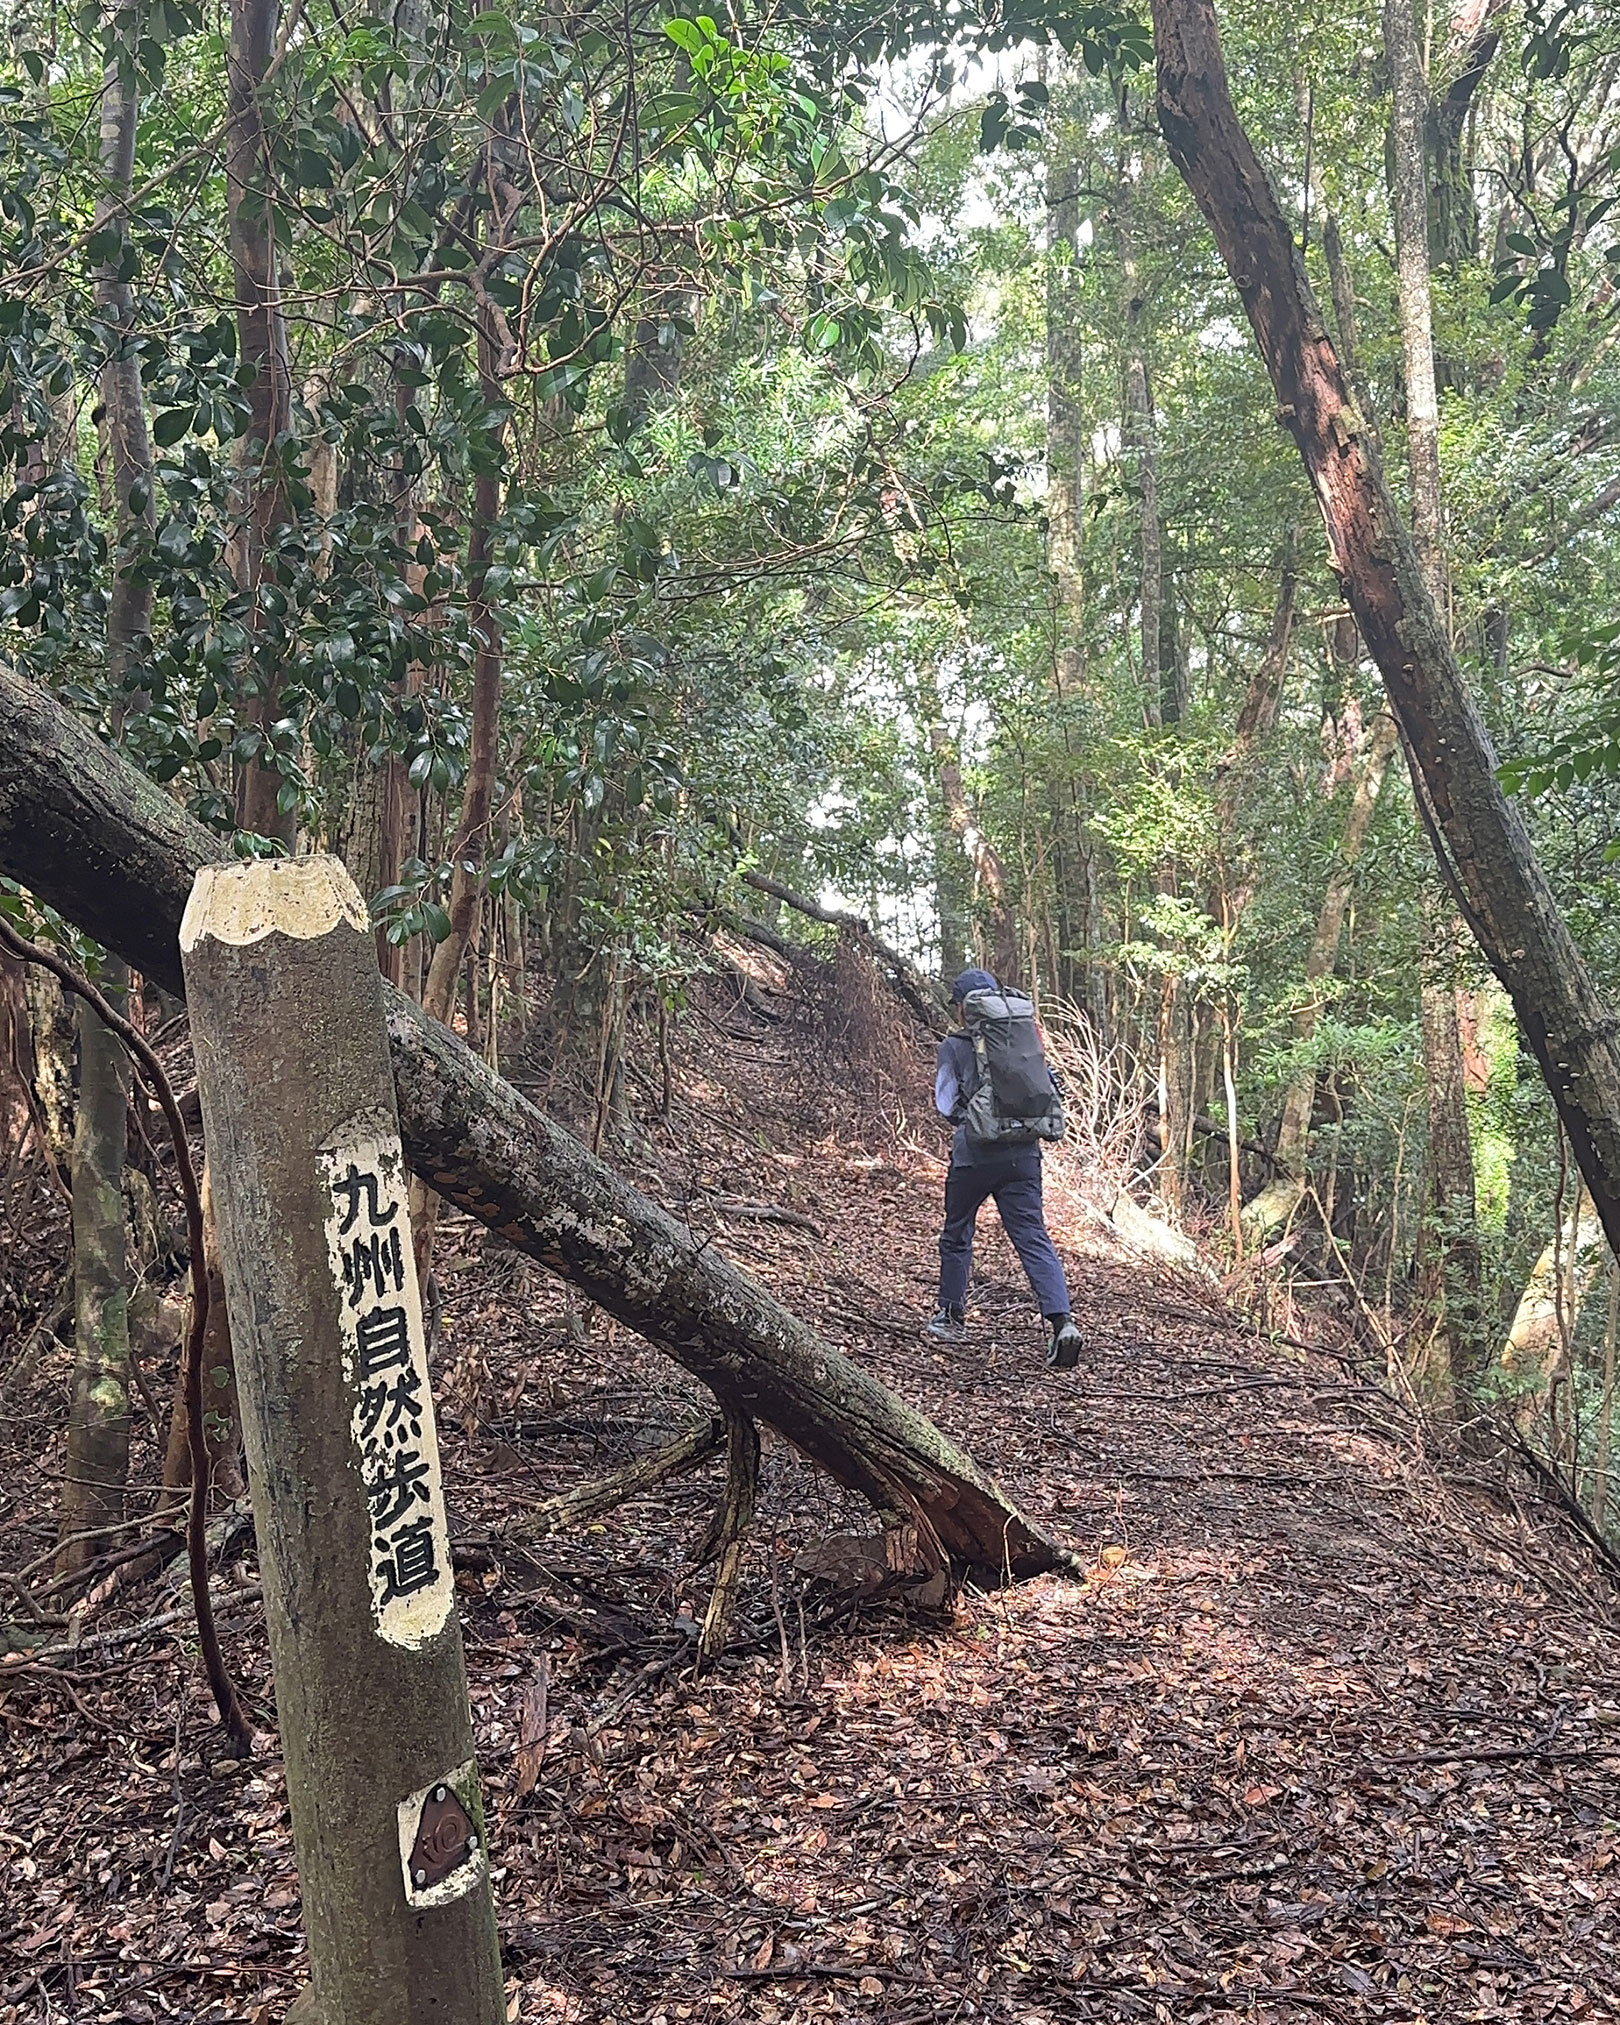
[3,0,1620,1527]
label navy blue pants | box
[938,1155,1070,1316]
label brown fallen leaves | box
[3,973,1619,2023]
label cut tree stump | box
[0,668,1063,1579]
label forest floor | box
[3,941,1620,2024]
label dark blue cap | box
[950,967,998,1004]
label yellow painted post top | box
[180,855,369,953]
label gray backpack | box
[958,988,1066,1149]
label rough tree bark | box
[1151,0,1620,1268]
[0,670,1057,1576]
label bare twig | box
[2,1582,262,1666]
[714,1199,824,1236]
[506,1418,726,1543]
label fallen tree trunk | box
[0,668,1058,1576]
[740,869,952,1036]
[1152,0,1620,1268]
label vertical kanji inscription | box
[320,1130,453,1648]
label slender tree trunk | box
[57,968,132,1578]
[929,725,1019,983]
[226,0,296,845]
[159,1163,245,1503]
[95,5,154,692]
[409,304,507,1275]
[1044,99,1110,1020]
[1244,714,1401,1238]
[1115,106,1163,730]
[418,392,502,1021]
[1414,890,1485,1400]
[1385,0,1485,1402]
[1156,969,1193,1216]
[1385,0,1446,601]
[1046,91,1086,652]
[1593,1262,1618,1529]
[1151,0,1620,1271]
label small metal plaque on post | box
[410,1782,476,1889]
[397,1760,487,1909]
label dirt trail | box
[4,982,1619,2024]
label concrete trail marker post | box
[180,856,504,2025]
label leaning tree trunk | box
[57,968,132,1578]
[0,669,1059,1578]
[1151,0,1620,1270]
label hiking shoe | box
[926,1306,967,1342]
[1046,1317,1083,1371]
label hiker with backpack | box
[928,968,1084,1370]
